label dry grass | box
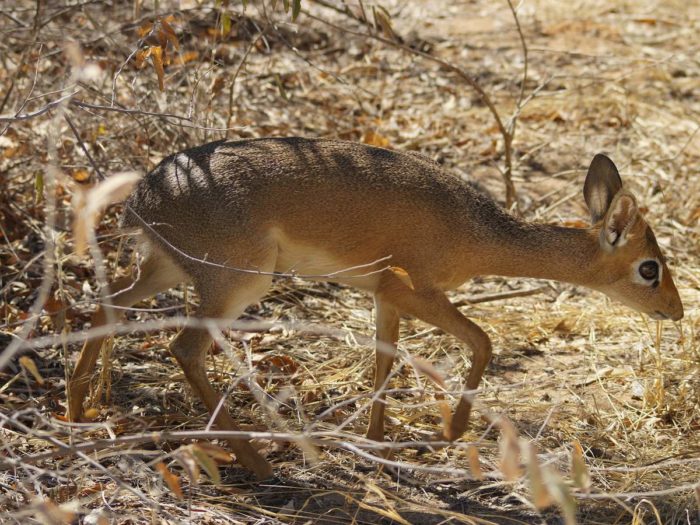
[0,1,698,523]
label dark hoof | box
[258,474,285,486]
[416,432,450,456]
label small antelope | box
[68,138,683,479]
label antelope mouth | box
[651,310,669,321]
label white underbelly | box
[272,231,382,291]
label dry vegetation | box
[1,1,699,523]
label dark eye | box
[639,260,659,281]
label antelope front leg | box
[377,279,493,442]
[366,298,399,442]
[443,326,492,440]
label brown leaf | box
[72,169,91,183]
[362,130,390,148]
[570,441,590,490]
[72,171,140,255]
[52,412,70,422]
[19,356,44,385]
[156,462,184,499]
[553,319,573,335]
[83,407,100,420]
[527,442,552,509]
[174,447,200,484]
[561,218,588,229]
[437,399,452,436]
[174,50,199,65]
[34,499,75,524]
[77,482,106,497]
[389,266,414,290]
[255,354,299,376]
[466,445,484,480]
[373,6,396,40]
[190,442,233,463]
[412,357,446,389]
[43,294,66,315]
[137,21,153,38]
[3,143,28,159]
[498,418,521,481]
[159,17,179,50]
[546,474,578,525]
[150,45,165,91]
[134,47,151,69]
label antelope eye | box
[639,260,659,281]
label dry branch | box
[1,1,698,522]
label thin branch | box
[303,7,519,211]
[0,411,157,507]
[124,202,394,281]
[70,99,194,121]
[226,29,265,136]
[453,285,549,307]
[64,113,106,181]
[0,91,78,122]
[0,428,481,478]
[0,79,14,114]
[0,80,77,393]
[506,0,528,137]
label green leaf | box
[275,73,289,100]
[283,0,289,13]
[34,171,44,205]
[373,5,395,39]
[191,444,222,485]
[221,12,231,35]
[292,0,301,21]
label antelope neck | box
[480,221,601,285]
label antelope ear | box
[601,192,638,249]
[584,154,623,223]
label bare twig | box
[126,203,395,280]
[226,29,265,136]
[0,428,480,477]
[453,285,549,307]
[0,91,78,122]
[64,113,106,181]
[303,8,520,210]
[0,412,157,507]
[70,99,193,122]
[506,0,528,136]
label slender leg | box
[367,298,399,442]
[169,325,273,479]
[67,258,183,421]
[376,279,492,441]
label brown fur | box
[68,138,683,479]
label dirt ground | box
[1,1,698,524]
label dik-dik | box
[68,138,683,479]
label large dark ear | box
[583,154,623,223]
